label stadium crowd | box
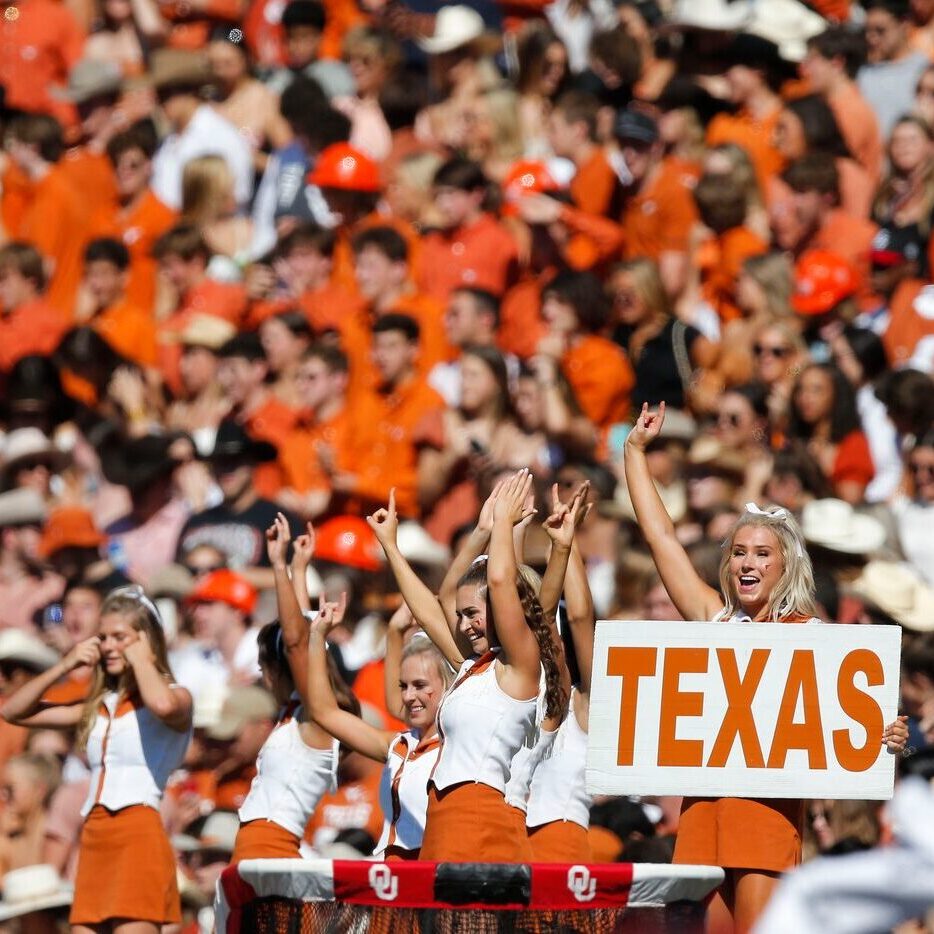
[0,0,931,928]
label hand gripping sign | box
[587,621,902,800]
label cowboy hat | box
[0,429,69,490]
[147,49,211,92]
[200,420,277,465]
[416,5,485,54]
[0,865,72,922]
[0,630,60,672]
[801,499,887,555]
[98,431,189,494]
[850,562,934,631]
[51,59,122,103]
[0,488,47,529]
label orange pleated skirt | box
[420,783,533,863]
[71,804,180,925]
[673,797,804,872]
[528,820,593,863]
[231,819,302,863]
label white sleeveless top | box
[504,671,555,813]
[430,652,537,794]
[526,689,592,830]
[81,690,192,817]
[238,697,338,838]
[374,730,441,856]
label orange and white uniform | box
[71,690,191,926]
[232,696,338,862]
[419,651,537,863]
[375,731,441,860]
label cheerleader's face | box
[399,654,444,731]
[98,612,139,676]
[455,584,490,656]
[728,526,784,614]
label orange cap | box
[314,516,383,572]
[792,249,859,316]
[38,507,105,558]
[307,143,381,192]
[501,160,560,216]
[186,569,257,615]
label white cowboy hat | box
[746,0,826,62]
[0,630,60,672]
[668,0,752,31]
[172,809,240,854]
[416,5,485,54]
[0,488,47,529]
[851,562,934,632]
[801,499,887,555]
[0,428,69,487]
[0,865,73,922]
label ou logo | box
[567,865,596,903]
[368,864,399,902]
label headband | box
[744,503,804,558]
[111,584,165,628]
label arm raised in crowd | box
[384,603,416,722]
[565,535,596,731]
[290,524,316,614]
[624,402,723,622]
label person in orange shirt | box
[153,224,247,394]
[337,314,445,517]
[539,270,634,449]
[692,172,768,323]
[77,239,158,369]
[418,158,519,304]
[614,108,698,299]
[0,243,71,373]
[278,344,356,519]
[705,33,787,191]
[216,333,298,499]
[5,114,90,315]
[547,90,619,218]
[800,28,883,184]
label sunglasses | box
[753,343,791,359]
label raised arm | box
[624,403,723,621]
[124,633,192,731]
[368,491,464,669]
[290,523,316,613]
[488,470,542,697]
[307,602,394,762]
[384,603,416,722]
[539,483,587,622]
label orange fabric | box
[836,157,875,219]
[17,164,89,315]
[560,203,625,271]
[828,84,883,183]
[809,0,850,20]
[621,156,700,261]
[351,660,407,732]
[418,214,519,303]
[0,0,84,124]
[92,299,158,367]
[242,0,285,67]
[231,819,301,863]
[43,671,91,705]
[420,782,533,863]
[570,148,618,217]
[587,824,624,862]
[89,189,178,312]
[832,430,875,489]
[280,407,356,494]
[1,162,32,238]
[811,209,878,310]
[528,820,593,863]
[0,716,27,770]
[304,768,385,849]
[71,804,180,925]
[160,0,244,50]
[673,796,804,871]
[350,377,445,516]
[243,396,300,499]
[320,0,368,60]
[561,335,634,432]
[60,149,118,218]
[697,225,769,322]
[390,291,454,376]
[297,284,367,335]
[706,106,784,192]
[499,273,548,359]
[884,278,934,366]
[0,299,70,372]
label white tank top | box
[504,672,555,813]
[374,730,441,856]
[526,689,592,830]
[82,690,192,817]
[430,652,537,794]
[238,697,338,838]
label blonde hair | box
[342,26,402,72]
[76,587,175,751]
[402,633,454,690]
[181,155,235,227]
[717,507,818,621]
[614,257,673,319]
[706,143,764,213]
[742,252,794,319]
[5,752,61,805]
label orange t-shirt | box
[570,147,619,218]
[498,272,548,361]
[418,214,519,303]
[832,430,875,489]
[828,84,883,184]
[621,156,700,261]
[1,162,32,239]
[561,334,634,433]
[279,407,356,495]
[883,279,934,367]
[304,766,385,851]
[560,203,625,271]
[60,148,118,218]
[92,298,158,368]
[0,299,70,372]
[811,209,879,307]
[706,106,784,191]
[243,395,300,499]
[696,225,768,322]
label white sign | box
[586,621,902,800]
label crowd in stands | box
[0,0,932,928]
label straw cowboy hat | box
[0,865,73,922]
[801,499,888,555]
[0,428,69,490]
[0,630,60,673]
[0,488,47,529]
[851,562,934,632]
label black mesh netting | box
[241,897,707,933]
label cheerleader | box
[307,602,451,859]
[3,586,192,933]
[230,515,358,862]
[625,403,909,931]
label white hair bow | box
[744,503,804,557]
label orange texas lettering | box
[608,646,886,771]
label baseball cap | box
[614,108,659,145]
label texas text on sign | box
[586,621,902,800]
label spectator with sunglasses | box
[749,320,809,440]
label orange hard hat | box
[186,569,257,615]
[307,143,381,193]
[314,516,383,572]
[792,249,859,316]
